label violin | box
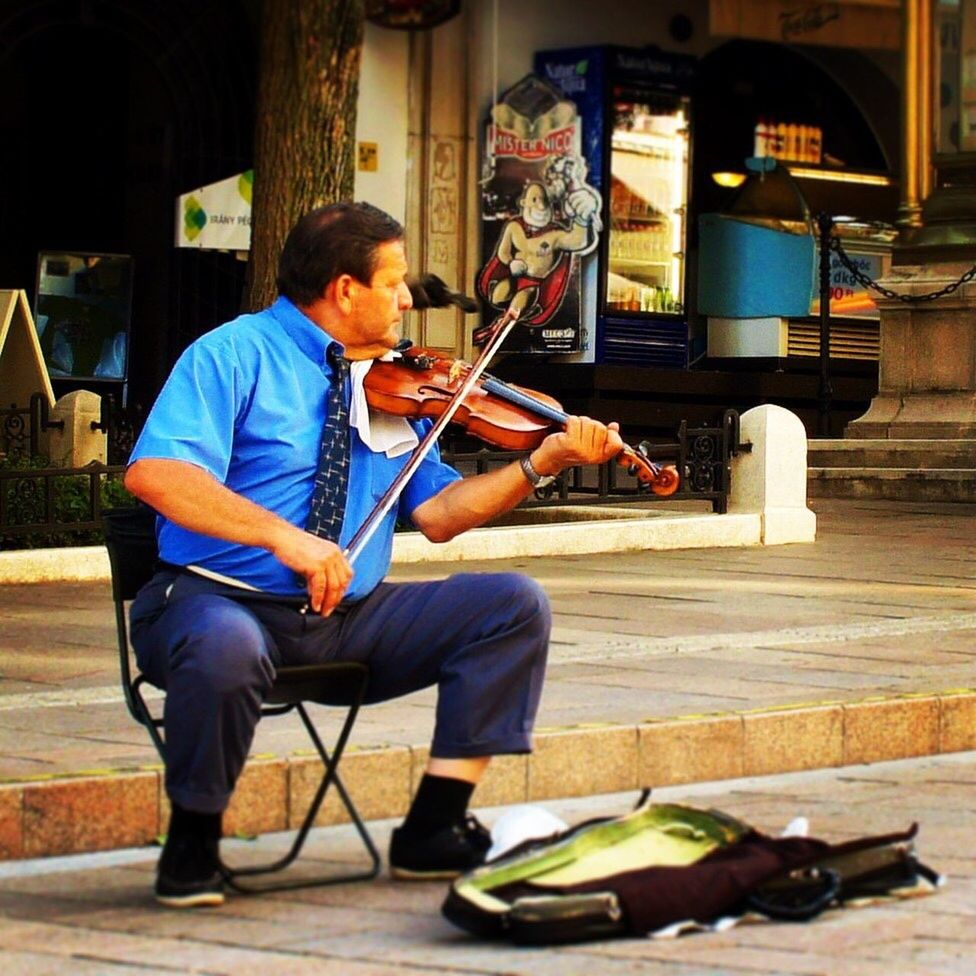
[362,345,680,496]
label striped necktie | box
[305,343,350,543]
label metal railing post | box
[816,213,835,437]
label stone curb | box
[0,510,762,584]
[1,688,972,862]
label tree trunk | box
[243,0,365,312]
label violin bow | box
[344,306,520,567]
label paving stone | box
[939,693,976,753]
[288,927,691,976]
[529,725,637,800]
[0,947,144,974]
[638,715,743,787]
[409,745,529,809]
[288,745,411,829]
[843,697,941,764]
[606,941,936,975]
[732,904,922,950]
[235,760,288,833]
[207,758,288,839]
[860,937,975,975]
[22,772,159,858]
[742,705,843,776]
[0,785,22,859]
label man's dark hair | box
[277,202,404,306]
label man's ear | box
[330,274,357,315]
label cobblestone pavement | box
[0,751,971,975]
[0,498,973,780]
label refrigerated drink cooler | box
[535,45,697,366]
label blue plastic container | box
[697,213,815,318]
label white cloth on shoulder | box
[349,353,420,459]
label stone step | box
[808,466,976,502]
[1,689,971,862]
[808,438,976,470]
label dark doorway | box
[692,39,898,222]
[0,0,257,411]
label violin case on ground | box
[442,796,941,945]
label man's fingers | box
[563,415,580,443]
[605,421,624,458]
[319,562,346,616]
[308,571,326,614]
[320,558,355,617]
[303,547,353,617]
[547,415,625,467]
[567,416,623,463]
[578,416,605,456]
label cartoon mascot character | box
[476,154,602,346]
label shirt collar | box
[270,296,339,368]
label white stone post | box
[730,404,817,544]
[43,390,107,466]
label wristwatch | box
[519,453,557,489]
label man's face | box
[346,239,413,357]
[521,184,552,228]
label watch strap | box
[520,453,556,488]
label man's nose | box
[397,282,413,311]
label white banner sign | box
[175,170,253,250]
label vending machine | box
[534,45,697,366]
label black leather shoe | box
[155,831,225,908]
[389,814,492,880]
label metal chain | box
[829,236,976,304]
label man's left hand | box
[530,416,624,476]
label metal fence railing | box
[1,394,138,548]
[443,410,744,515]
[1,389,743,547]
[0,462,129,546]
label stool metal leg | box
[222,696,381,892]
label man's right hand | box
[124,459,354,615]
[271,527,353,616]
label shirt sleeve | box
[398,418,462,520]
[128,339,240,482]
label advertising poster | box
[175,170,253,251]
[809,247,888,320]
[476,75,602,354]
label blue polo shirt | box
[129,296,461,599]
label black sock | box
[400,774,475,837]
[160,804,222,883]
[168,803,222,842]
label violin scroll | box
[619,444,680,497]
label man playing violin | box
[124,201,623,908]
